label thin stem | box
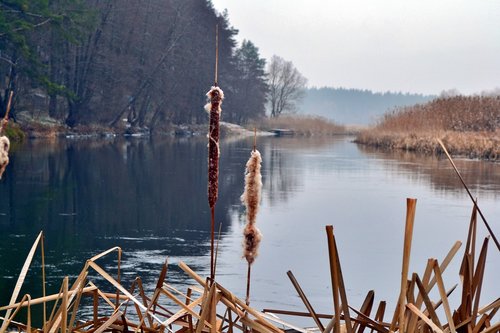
[213,222,222,278]
[246,263,251,306]
[437,139,499,251]
[253,128,257,152]
[214,24,219,86]
[41,233,46,332]
[210,207,215,282]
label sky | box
[211,0,500,95]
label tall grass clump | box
[356,95,500,160]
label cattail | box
[0,91,13,179]
[206,86,224,209]
[241,149,263,264]
[241,149,263,306]
[206,85,224,281]
[0,135,10,179]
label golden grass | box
[254,115,347,136]
[356,95,500,160]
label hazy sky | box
[211,0,500,95]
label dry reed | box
[356,95,500,160]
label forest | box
[0,0,268,132]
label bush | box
[2,123,26,142]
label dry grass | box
[254,115,348,136]
[356,95,500,160]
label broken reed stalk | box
[325,225,341,333]
[41,233,47,333]
[0,231,43,332]
[286,270,325,332]
[325,225,353,333]
[241,145,263,306]
[397,198,416,333]
[437,139,499,251]
[206,24,223,281]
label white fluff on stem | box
[241,149,263,264]
[0,136,10,179]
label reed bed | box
[1,193,498,333]
[356,95,500,160]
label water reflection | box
[0,136,260,304]
[0,136,498,328]
[263,138,325,206]
[357,144,500,199]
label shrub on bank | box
[3,123,26,142]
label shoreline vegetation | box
[4,94,500,162]
[4,113,351,141]
[356,95,500,161]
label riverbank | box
[5,113,350,142]
[355,95,500,161]
[5,113,267,141]
[356,130,500,160]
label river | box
[0,135,498,327]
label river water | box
[0,135,498,327]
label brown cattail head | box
[241,149,263,264]
[206,86,224,208]
[0,135,10,179]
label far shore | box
[355,130,500,161]
[4,114,353,142]
[355,95,500,161]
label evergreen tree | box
[228,40,268,123]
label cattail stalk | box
[206,86,224,281]
[206,24,223,282]
[241,148,263,305]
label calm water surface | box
[0,136,498,326]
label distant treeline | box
[300,87,435,125]
[0,1,268,130]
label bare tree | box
[267,55,307,117]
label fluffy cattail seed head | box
[241,149,263,264]
[0,136,10,179]
[243,224,262,265]
[241,150,262,224]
